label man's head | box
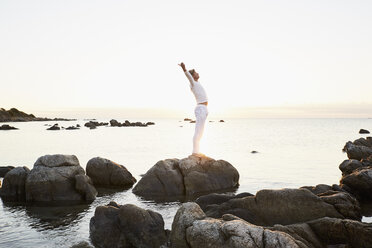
[189,69,199,81]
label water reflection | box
[2,201,90,230]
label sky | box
[0,0,371,118]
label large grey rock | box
[133,159,184,197]
[133,155,239,198]
[170,202,206,248]
[86,157,136,187]
[202,188,360,226]
[25,154,97,202]
[90,202,167,248]
[0,166,30,201]
[340,168,372,200]
[34,154,80,168]
[171,202,303,248]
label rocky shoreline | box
[0,108,75,122]
[1,136,372,247]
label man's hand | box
[178,62,186,72]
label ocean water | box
[0,118,371,247]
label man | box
[179,62,208,156]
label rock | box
[171,202,372,248]
[84,121,108,129]
[184,118,192,121]
[0,124,18,130]
[66,126,79,130]
[146,122,155,125]
[170,202,302,248]
[271,217,372,248]
[76,124,81,127]
[0,166,15,177]
[25,154,97,202]
[190,120,196,123]
[219,120,225,122]
[251,150,258,154]
[133,159,184,197]
[196,192,253,211]
[343,141,372,160]
[339,159,367,175]
[340,167,372,200]
[0,166,30,201]
[110,119,152,127]
[203,188,360,226]
[47,123,60,130]
[133,155,239,198]
[109,119,121,127]
[360,129,370,134]
[90,202,167,248]
[70,241,93,248]
[86,157,136,187]
[170,202,206,248]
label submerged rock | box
[25,154,97,203]
[90,202,167,248]
[132,155,239,198]
[86,157,136,187]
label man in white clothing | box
[178,62,209,156]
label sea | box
[0,118,371,247]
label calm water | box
[0,118,371,247]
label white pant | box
[193,104,209,154]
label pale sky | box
[1,0,371,118]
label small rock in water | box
[184,118,192,121]
[66,126,79,130]
[0,124,18,130]
[219,120,225,122]
[251,151,258,154]
[47,124,60,130]
[190,120,196,123]
[359,129,370,134]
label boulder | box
[25,154,97,202]
[90,202,167,248]
[0,124,18,130]
[360,129,370,134]
[133,155,239,198]
[47,124,60,130]
[340,167,372,200]
[339,159,367,175]
[171,202,372,248]
[0,166,30,201]
[0,166,15,177]
[170,202,303,248]
[86,157,136,187]
[202,188,360,226]
[343,139,372,160]
[271,217,372,248]
[66,126,79,130]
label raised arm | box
[179,62,194,87]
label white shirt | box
[185,71,208,104]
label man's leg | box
[193,106,208,154]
